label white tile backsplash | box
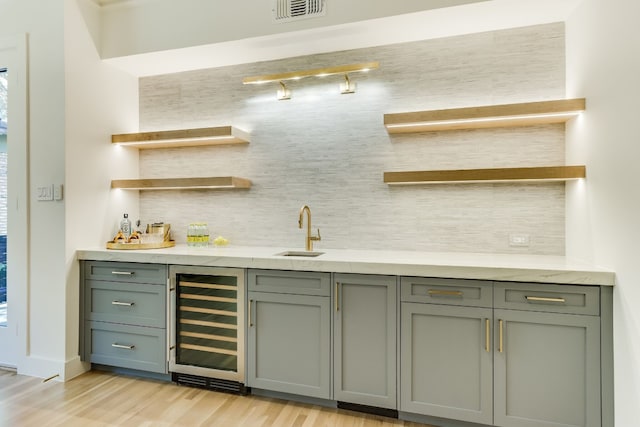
[138,23,567,254]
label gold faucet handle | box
[311,228,321,241]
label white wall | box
[64,0,139,378]
[0,0,138,379]
[565,0,640,424]
[0,0,68,377]
[138,23,569,255]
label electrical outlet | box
[36,185,54,201]
[509,234,530,247]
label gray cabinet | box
[247,269,331,399]
[400,278,603,427]
[493,282,601,427]
[334,274,396,409]
[400,277,494,425]
[80,261,168,374]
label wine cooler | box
[169,265,246,393]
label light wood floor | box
[0,369,436,427]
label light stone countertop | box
[76,245,615,286]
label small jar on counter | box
[187,223,209,247]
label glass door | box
[175,273,239,372]
[0,68,6,333]
[169,266,246,384]
[0,66,14,366]
[0,34,27,368]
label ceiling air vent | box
[273,0,326,23]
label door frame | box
[0,33,28,368]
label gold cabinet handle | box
[112,343,135,350]
[335,282,340,312]
[498,319,504,353]
[111,271,134,275]
[249,299,253,327]
[428,289,463,297]
[485,318,490,353]
[525,296,566,303]
[111,301,134,307]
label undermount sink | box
[275,250,325,258]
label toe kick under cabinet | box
[80,261,168,374]
[400,277,609,427]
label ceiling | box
[101,0,583,77]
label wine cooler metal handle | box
[111,271,134,276]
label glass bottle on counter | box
[120,213,132,239]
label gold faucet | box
[298,205,321,251]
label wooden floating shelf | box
[111,126,250,149]
[111,176,252,190]
[383,166,586,185]
[384,98,586,133]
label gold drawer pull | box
[111,301,134,307]
[498,319,504,353]
[249,299,253,327]
[525,296,566,304]
[428,289,463,297]
[485,319,490,353]
[112,343,135,350]
[111,271,134,276]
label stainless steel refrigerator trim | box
[169,265,245,383]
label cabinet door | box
[334,274,396,409]
[247,291,330,399]
[401,303,493,425]
[494,309,601,427]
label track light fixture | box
[243,62,378,100]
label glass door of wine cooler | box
[169,266,245,382]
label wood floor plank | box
[0,369,436,427]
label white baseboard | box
[18,354,90,381]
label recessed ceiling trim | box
[104,0,581,77]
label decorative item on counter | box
[187,223,210,247]
[213,236,229,247]
[146,222,171,241]
[113,231,127,243]
[106,221,174,250]
[127,231,141,244]
[120,213,132,239]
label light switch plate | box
[36,185,54,201]
[53,184,63,201]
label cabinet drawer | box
[401,277,492,308]
[85,280,166,328]
[85,321,167,374]
[84,261,167,285]
[248,269,331,296]
[494,282,600,315]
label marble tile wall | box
[138,23,567,254]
